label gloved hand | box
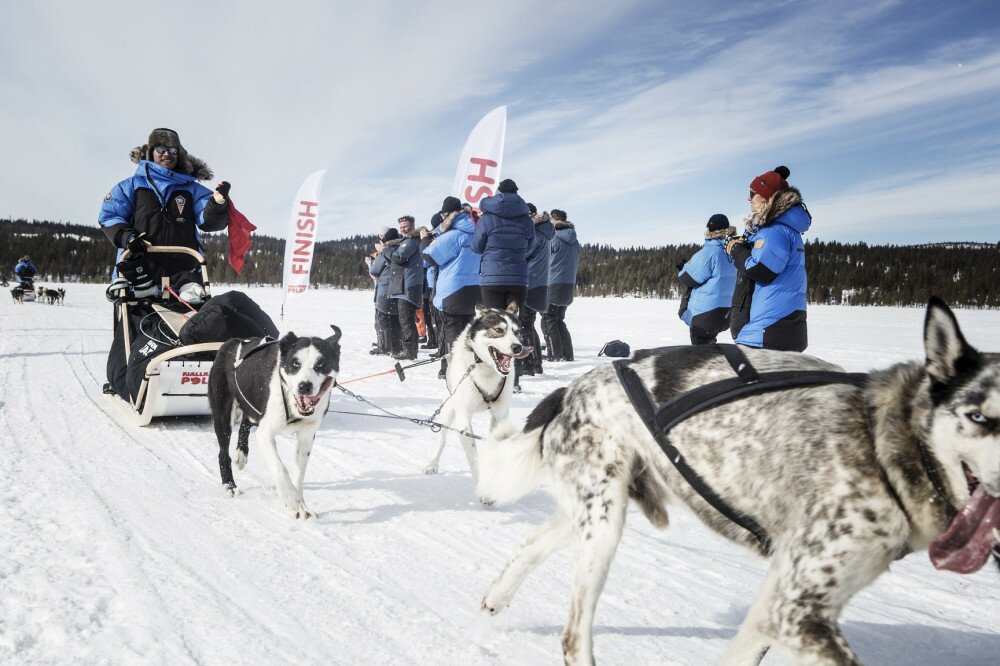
[725,237,749,256]
[126,232,149,255]
[116,255,157,299]
[214,181,231,204]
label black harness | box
[232,337,303,426]
[614,345,869,553]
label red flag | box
[226,197,256,275]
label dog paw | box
[423,464,439,475]
[478,495,495,508]
[234,450,247,470]
[223,482,238,497]
[481,593,507,616]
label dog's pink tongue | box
[929,485,1000,574]
[514,346,534,359]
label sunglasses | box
[154,145,178,156]
[397,217,414,224]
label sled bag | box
[179,291,278,345]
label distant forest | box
[3,218,998,307]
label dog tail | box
[477,387,566,504]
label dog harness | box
[614,345,868,553]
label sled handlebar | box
[121,245,207,264]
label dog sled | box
[13,277,37,302]
[105,245,223,425]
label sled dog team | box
[211,298,1000,665]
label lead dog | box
[209,327,341,518]
[424,303,531,499]
[477,298,1000,664]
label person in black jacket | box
[387,215,423,360]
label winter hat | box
[749,165,790,200]
[497,178,518,194]
[380,227,400,242]
[377,225,390,238]
[429,212,443,229]
[526,203,537,215]
[550,209,567,222]
[145,128,184,161]
[441,196,462,214]
[706,213,730,231]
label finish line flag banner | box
[282,169,327,302]
[451,106,506,209]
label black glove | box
[126,232,149,255]
[116,255,157,299]
[724,237,749,256]
[675,261,686,272]
[215,181,231,200]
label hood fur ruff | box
[129,145,214,181]
[554,220,574,230]
[437,211,461,233]
[383,229,421,247]
[532,211,551,225]
[706,226,737,240]
[746,186,803,229]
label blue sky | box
[2,0,998,247]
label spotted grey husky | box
[477,298,999,664]
[424,303,532,497]
[209,327,341,519]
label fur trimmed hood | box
[706,226,737,240]
[532,211,551,225]
[745,186,805,231]
[384,228,422,246]
[129,128,213,181]
[554,220,574,231]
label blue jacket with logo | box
[730,189,811,351]
[678,239,737,326]
[422,212,480,314]
[471,192,534,287]
[98,160,227,263]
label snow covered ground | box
[1,284,998,665]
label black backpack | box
[598,340,631,358]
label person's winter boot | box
[438,357,448,380]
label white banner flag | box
[282,169,327,305]
[451,106,506,208]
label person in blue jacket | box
[725,165,810,352]
[386,215,423,360]
[421,196,480,377]
[369,227,402,356]
[98,128,230,296]
[520,204,554,379]
[13,256,37,283]
[542,209,581,361]
[471,178,534,311]
[678,214,738,344]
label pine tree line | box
[3,218,998,307]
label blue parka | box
[99,160,227,264]
[678,239,737,326]
[548,220,581,307]
[14,260,37,283]
[471,193,534,287]
[422,212,480,314]
[525,213,555,313]
[387,232,423,307]
[369,252,398,315]
[730,188,811,351]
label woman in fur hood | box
[724,165,811,352]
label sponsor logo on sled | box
[181,371,210,385]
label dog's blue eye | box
[967,411,988,424]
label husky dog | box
[10,287,23,303]
[209,327,342,519]
[477,298,1000,664]
[424,303,532,491]
[44,288,62,305]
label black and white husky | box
[424,303,531,494]
[477,298,1000,664]
[209,327,341,519]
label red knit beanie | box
[749,165,790,200]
